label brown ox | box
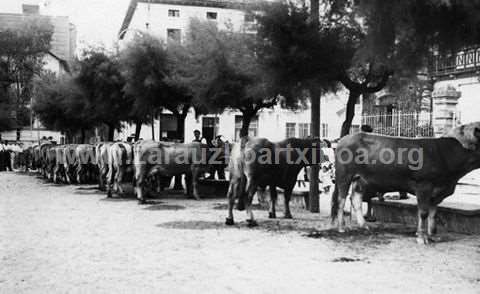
[226,137,324,227]
[133,140,214,204]
[331,122,480,244]
[95,142,112,191]
[106,142,133,197]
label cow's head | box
[444,122,480,151]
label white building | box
[117,0,358,143]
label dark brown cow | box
[226,137,324,227]
[133,140,213,204]
[331,122,480,244]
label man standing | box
[208,135,226,180]
[192,129,203,143]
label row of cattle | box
[23,140,218,203]
[16,121,480,245]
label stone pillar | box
[432,85,461,137]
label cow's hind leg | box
[244,176,258,227]
[268,186,277,219]
[351,181,368,229]
[283,187,293,219]
[334,179,351,233]
[225,180,237,225]
[116,166,125,195]
[415,185,433,245]
[134,164,147,204]
[427,205,439,241]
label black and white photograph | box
[1,0,480,293]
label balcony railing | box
[429,46,480,78]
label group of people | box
[0,141,23,172]
[192,129,227,180]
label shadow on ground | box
[144,203,186,211]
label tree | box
[32,72,93,142]
[75,48,127,141]
[257,0,352,212]
[0,16,53,132]
[180,18,278,138]
[325,0,480,136]
[120,34,172,140]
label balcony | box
[428,46,480,79]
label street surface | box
[1,172,480,293]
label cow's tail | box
[330,183,339,222]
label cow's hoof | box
[338,227,346,233]
[268,212,276,219]
[138,199,147,205]
[107,192,112,198]
[364,216,376,222]
[246,219,258,228]
[225,218,234,226]
[284,213,293,219]
[416,235,430,245]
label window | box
[22,4,39,14]
[168,9,180,17]
[299,123,310,138]
[321,123,329,138]
[160,114,178,140]
[286,123,296,138]
[167,28,181,43]
[206,12,218,20]
[202,117,219,144]
[235,115,258,141]
[244,12,255,22]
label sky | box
[2,0,132,51]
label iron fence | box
[361,111,434,137]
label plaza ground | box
[1,172,479,294]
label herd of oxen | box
[8,121,480,245]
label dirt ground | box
[1,172,479,294]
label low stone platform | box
[197,179,229,198]
[371,198,480,234]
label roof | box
[46,51,71,74]
[118,0,266,39]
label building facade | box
[117,0,358,143]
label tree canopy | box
[178,18,279,137]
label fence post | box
[397,111,401,136]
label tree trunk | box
[134,120,142,141]
[340,90,361,137]
[173,113,187,191]
[80,128,86,144]
[309,86,321,213]
[107,124,115,141]
[176,115,185,142]
[151,113,155,141]
[240,113,252,138]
